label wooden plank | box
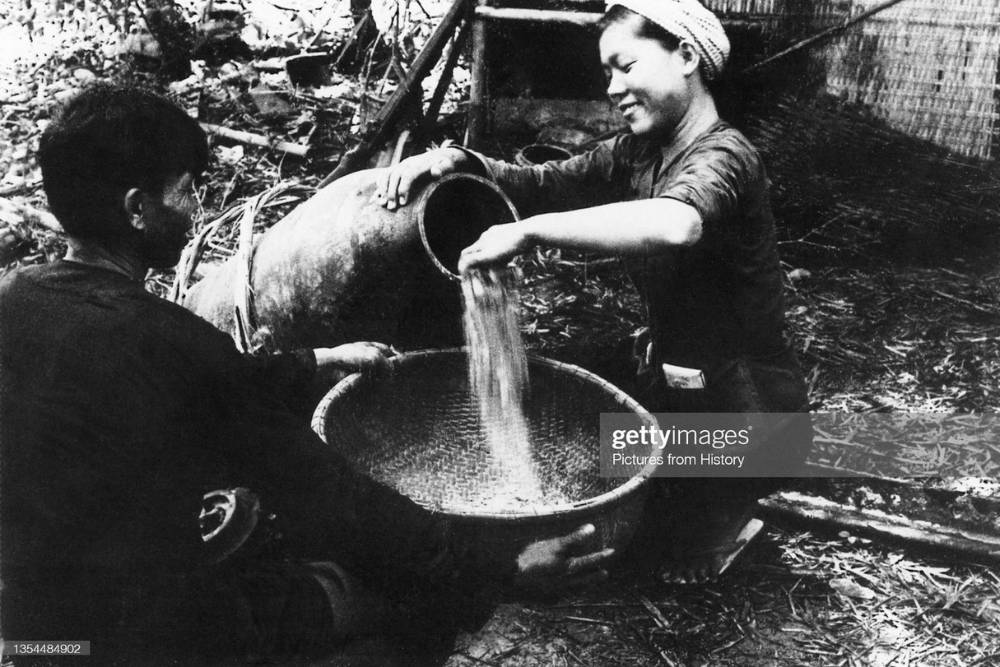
[760,490,1000,563]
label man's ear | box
[678,42,701,77]
[123,188,146,230]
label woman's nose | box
[606,71,626,99]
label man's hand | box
[373,147,467,210]
[513,524,615,596]
[457,222,531,274]
[314,342,395,375]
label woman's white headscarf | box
[605,0,730,81]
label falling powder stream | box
[461,267,546,508]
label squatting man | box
[0,84,614,665]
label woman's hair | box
[38,83,209,239]
[598,6,681,52]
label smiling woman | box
[374,0,812,585]
[600,8,702,141]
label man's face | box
[599,14,694,140]
[139,172,199,269]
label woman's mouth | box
[619,101,640,116]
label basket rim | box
[311,348,660,521]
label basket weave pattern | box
[313,350,654,517]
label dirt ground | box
[446,524,1000,666]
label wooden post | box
[465,2,488,150]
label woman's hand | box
[314,342,395,375]
[513,524,615,596]
[457,222,531,274]
[373,147,467,210]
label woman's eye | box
[623,61,636,73]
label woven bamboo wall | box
[704,0,848,40]
[820,0,1000,160]
[703,0,1000,159]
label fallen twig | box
[200,123,310,157]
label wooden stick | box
[332,10,372,70]
[200,123,310,157]
[637,595,670,630]
[465,10,487,149]
[473,6,601,27]
[742,0,912,76]
[422,17,471,134]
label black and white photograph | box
[1,0,1000,664]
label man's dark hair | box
[598,6,682,52]
[39,83,209,239]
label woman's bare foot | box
[659,504,763,584]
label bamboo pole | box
[473,6,602,28]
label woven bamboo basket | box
[312,349,659,561]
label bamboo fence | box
[704,0,1000,159]
[821,0,1000,159]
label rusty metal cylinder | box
[184,169,519,351]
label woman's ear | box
[678,41,701,77]
[123,188,146,230]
